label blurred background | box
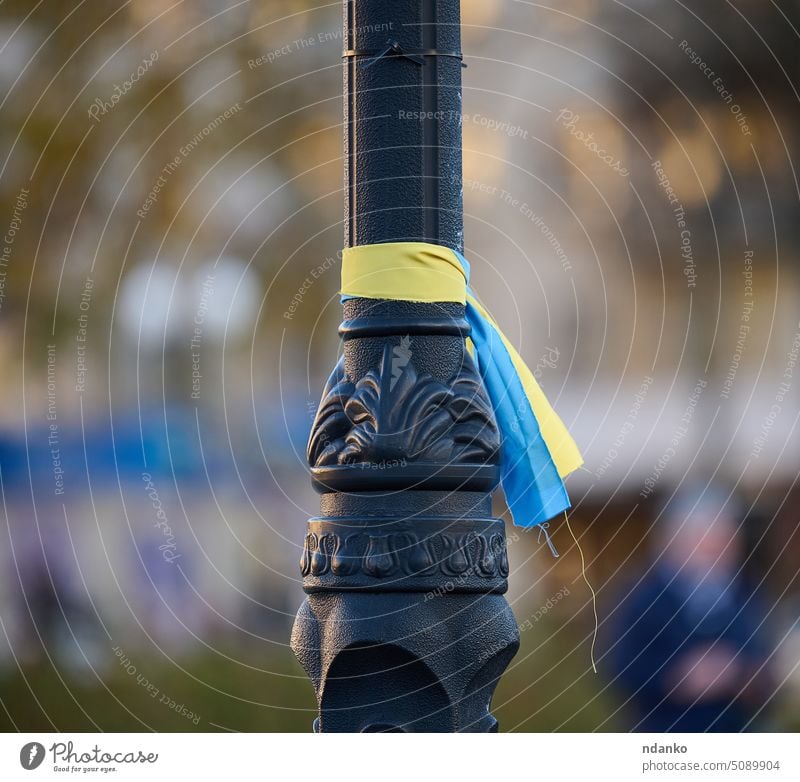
[0,0,798,731]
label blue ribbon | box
[455,253,571,528]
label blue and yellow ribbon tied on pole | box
[341,241,583,529]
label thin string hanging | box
[565,512,598,675]
[537,522,560,558]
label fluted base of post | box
[292,591,518,732]
[291,511,519,732]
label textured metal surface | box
[290,0,520,732]
[344,0,463,250]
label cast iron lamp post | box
[290,0,520,732]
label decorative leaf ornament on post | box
[291,0,582,732]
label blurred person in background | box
[610,485,774,732]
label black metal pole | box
[291,0,519,732]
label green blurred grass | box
[0,649,317,732]
[0,619,624,732]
